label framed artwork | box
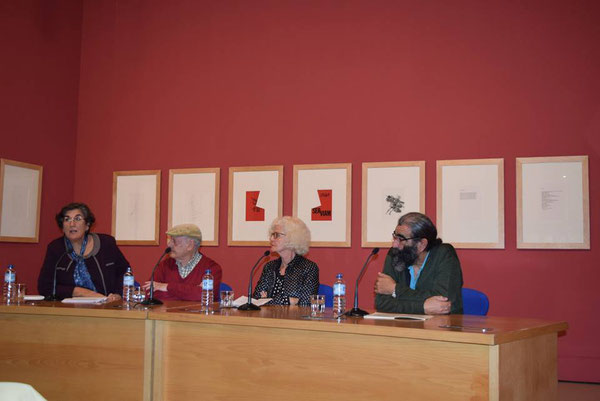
[437,159,504,249]
[362,161,425,248]
[293,163,351,247]
[228,166,283,246]
[0,159,43,243]
[112,170,161,245]
[168,168,220,246]
[517,155,589,249]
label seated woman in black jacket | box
[252,216,319,306]
[38,202,129,301]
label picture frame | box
[0,159,43,243]
[517,155,589,249]
[293,163,351,247]
[436,158,504,249]
[362,161,425,248]
[228,165,283,246]
[168,168,220,246]
[112,170,161,245]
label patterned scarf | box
[66,234,96,292]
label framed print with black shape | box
[362,161,425,248]
[228,166,283,246]
[293,163,351,247]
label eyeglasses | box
[392,232,420,242]
[270,232,286,239]
[63,215,84,223]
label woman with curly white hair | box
[252,216,320,306]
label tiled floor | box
[558,381,600,401]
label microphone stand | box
[238,251,270,311]
[141,247,171,306]
[345,248,379,317]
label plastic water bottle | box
[201,269,214,311]
[333,273,346,315]
[3,264,16,303]
[122,266,134,304]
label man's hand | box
[143,281,168,292]
[374,272,396,295]
[424,295,451,315]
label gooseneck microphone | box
[238,250,271,311]
[345,247,380,317]
[45,251,68,301]
[141,247,171,306]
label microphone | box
[45,251,69,301]
[345,247,380,317]
[141,247,171,306]
[238,250,271,311]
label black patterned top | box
[252,254,320,306]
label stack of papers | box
[61,297,107,304]
[233,296,272,307]
[364,312,432,321]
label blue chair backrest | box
[462,288,489,316]
[318,284,334,307]
[220,282,232,292]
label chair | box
[462,288,489,316]
[0,383,47,401]
[220,282,232,292]
[318,284,333,307]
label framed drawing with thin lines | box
[0,159,43,243]
[437,158,504,249]
[517,155,589,249]
[293,163,351,247]
[228,165,283,246]
[169,168,220,246]
[112,170,161,246]
[362,161,425,248]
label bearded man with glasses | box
[374,212,463,315]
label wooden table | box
[0,301,567,401]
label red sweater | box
[153,254,222,301]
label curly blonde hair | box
[269,216,311,255]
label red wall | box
[2,0,599,382]
[0,1,82,289]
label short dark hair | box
[397,212,442,250]
[55,202,96,232]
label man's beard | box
[389,243,420,272]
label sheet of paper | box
[363,312,432,321]
[61,297,107,304]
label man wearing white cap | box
[143,224,222,301]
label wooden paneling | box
[155,320,490,401]
[497,334,558,401]
[0,312,146,401]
